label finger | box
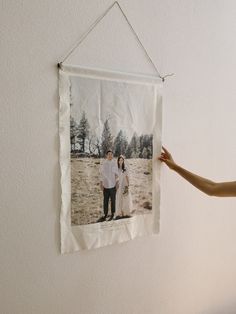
[162,146,170,155]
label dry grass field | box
[71,157,152,225]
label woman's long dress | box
[116,169,133,216]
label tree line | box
[70,111,153,159]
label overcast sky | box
[70,75,157,141]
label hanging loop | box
[58,1,174,82]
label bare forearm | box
[172,164,217,196]
[159,147,236,197]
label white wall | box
[1,1,236,313]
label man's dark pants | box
[103,187,116,217]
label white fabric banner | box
[59,65,162,253]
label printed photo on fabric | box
[59,66,162,253]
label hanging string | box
[115,2,161,79]
[59,2,117,65]
[58,1,174,82]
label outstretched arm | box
[159,147,236,197]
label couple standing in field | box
[97,150,132,222]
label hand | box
[158,146,176,170]
[116,182,119,190]
[100,182,104,191]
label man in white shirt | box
[98,150,119,222]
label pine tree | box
[101,119,113,157]
[114,130,128,157]
[78,111,90,153]
[147,134,153,159]
[139,134,144,158]
[70,116,79,153]
[127,132,140,158]
[139,134,153,159]
[142,147,148,159]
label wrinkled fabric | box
[59,65,163,253]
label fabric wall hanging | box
[59,2,164,253]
